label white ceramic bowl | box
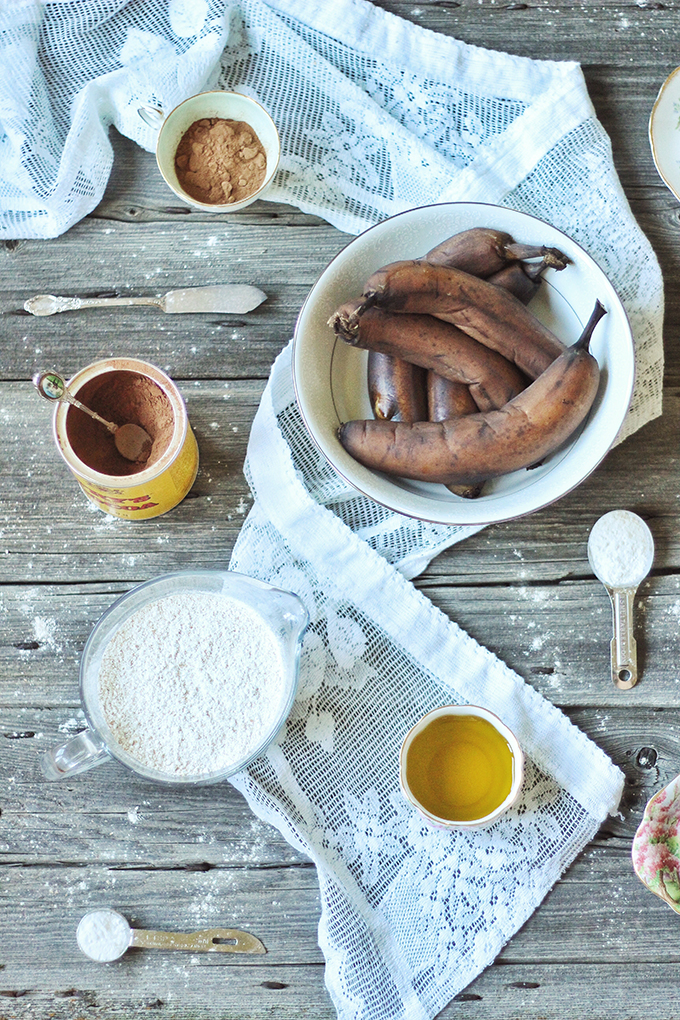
[142,91,280,212]
[292,202,635,526]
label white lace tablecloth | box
[0,0,663,440]
[0,1,663,1017]
[229,342,624,1019]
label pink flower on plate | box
[632,774,680,912]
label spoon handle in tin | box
[608,586,638,690]
[33,371,119,434]
[129,927,266,954]
[61,391,119,433]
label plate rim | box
[649,64,680,202]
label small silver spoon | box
[76,908,266,963]
[587,509,655,690]
[33,370,153,463]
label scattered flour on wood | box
[97,591,286,777]
[25,615,62,652]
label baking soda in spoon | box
[76,909,266,961]
[588,509,654,689]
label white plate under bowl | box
[292,202,635,526]
[649,65,680,202]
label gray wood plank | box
[3,963,680,1020]
[442,962,680,1020]
[0,222,344,383]
[421,574,672,707]
[1,851,680,1012]
[0,838,665,953]
[3,571,680,707]
[374,2,680,64]
[0,704,675,858]
[1,381,679,586]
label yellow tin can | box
[51,358,198,520]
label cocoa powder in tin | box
[66,371,174,477]
[175,117,267,205]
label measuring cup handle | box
[41,728,111,781]
[137,105,165,130]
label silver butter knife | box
[24,284,267,316]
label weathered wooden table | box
[2,3,680,1017]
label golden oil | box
[405,713,514,823]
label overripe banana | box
[368,351,427,422]
[338,302,605,487]
[424,226,570,276]
[335,303,528,412]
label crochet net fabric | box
[0,0,663,438]
[1,1,661,1016]
[229,343,624,1019]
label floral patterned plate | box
[649,65,680,202]
[632,774,680,912]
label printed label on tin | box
[79,482,161,515]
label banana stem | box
[575,300,607,350]
[505,243,571,269]
[523,254,570,282]
[330,295,376,340]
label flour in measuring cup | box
[97,592,286,777]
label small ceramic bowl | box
[292,202,635,527]
[649,66,680,202]
[138,91,281,212]
[399,704,524,830]
[632,774,680,912]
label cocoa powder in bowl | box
[65,371,174,477]
[174,117,267,205]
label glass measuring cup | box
[42,570,309,785]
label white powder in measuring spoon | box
[77,909,131,962]
[588,510,654,588]
[97,592,286,777]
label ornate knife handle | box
[24,294,164,316]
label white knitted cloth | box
[0,0,663,440]
[229,341,624,1019]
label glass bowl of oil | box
[399,704,524,829]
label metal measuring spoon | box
[587,509,655,690]
[76,908,266,962]
[33,370,153,463]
